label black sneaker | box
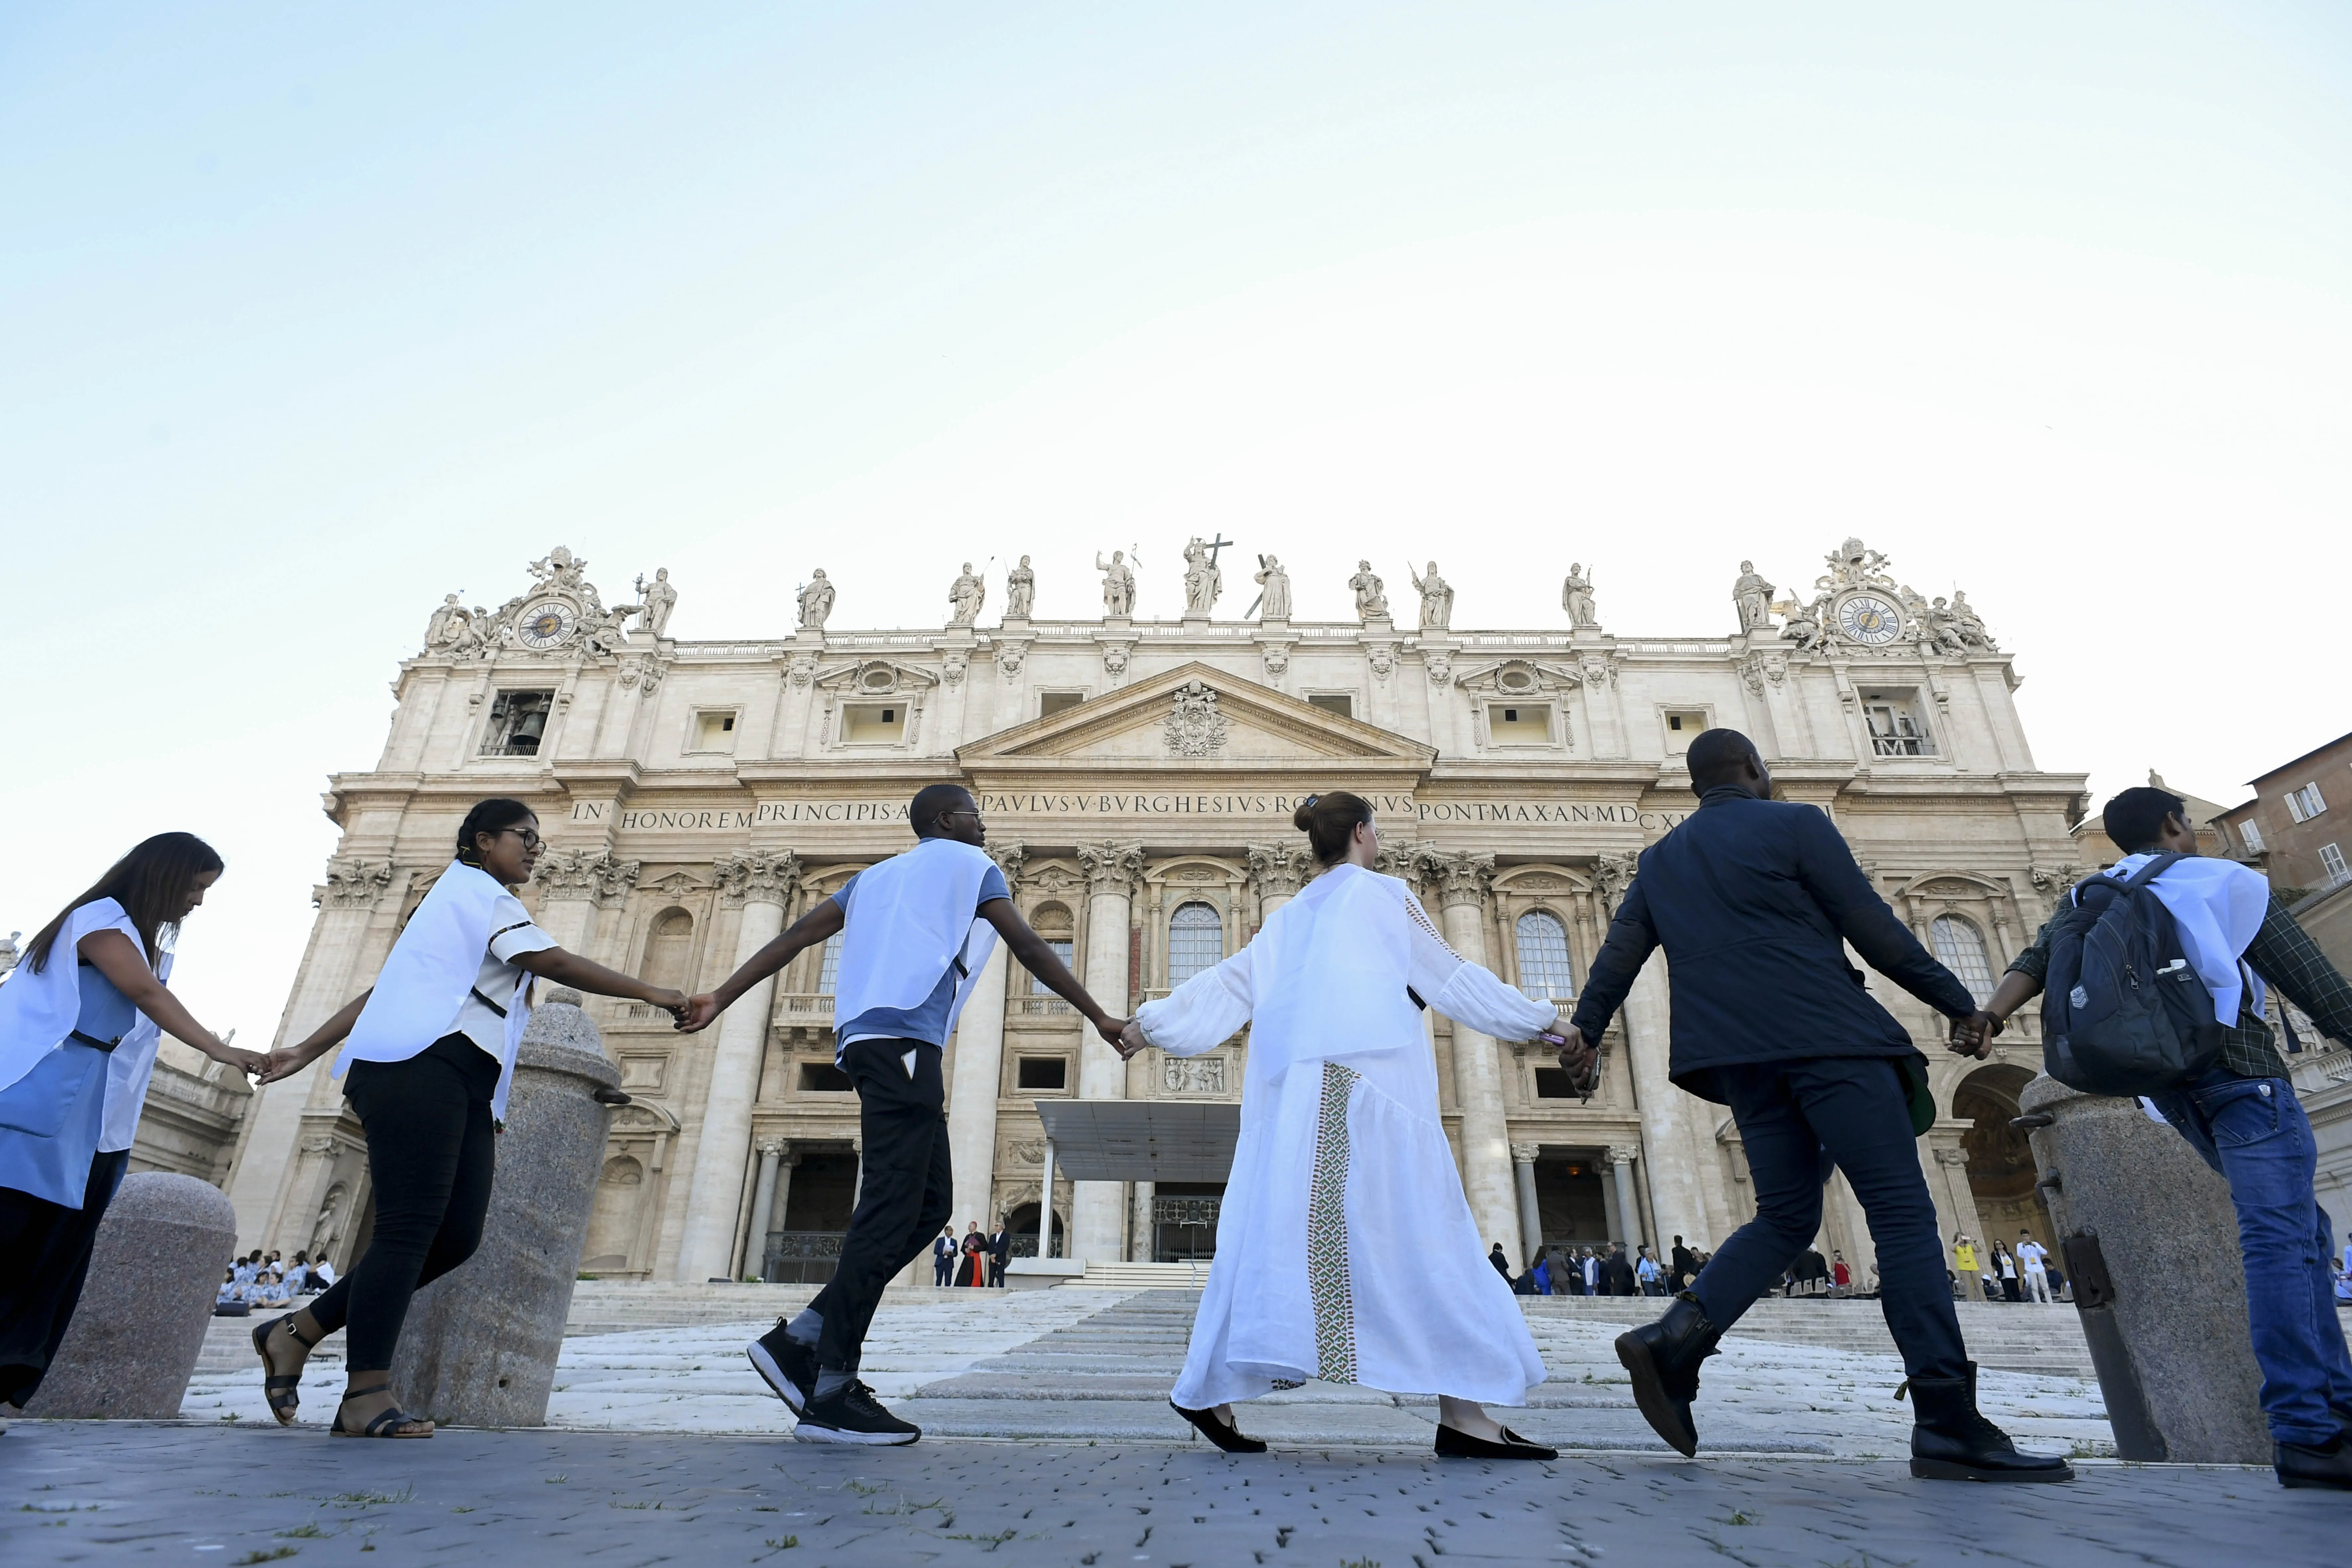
[748,1328,817,1416]
[794,1380,921,1446]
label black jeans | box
[812,1038,952,1374]
[1693,1056,1968,1382]
[307,1033,498,1369]
[0,1147,130,1408]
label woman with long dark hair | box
[1118,791,1597,1460]
[251,799,687,1438]
[0,833,264,1419]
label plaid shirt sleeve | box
[2244,896,2352,1049]
[2006,916,2056,983]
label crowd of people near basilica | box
[2,728,2350,1492]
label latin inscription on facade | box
[575,793,1687,833]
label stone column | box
[1426,851,1522,1267]
[1619,949,1715,1245]
[948,941,1012,1229]
[2017,1076,2268,1462]
[1607,1144,1647,1251]
[1924,1137,1986,1264]
[1071,842,1143,1261]
[22,1174,236,1418]
[529,851,605,952]
[1510,1142,1545,1266]
[390,992,621,1426]
[1246,842,1310,931]
[674,849,798,1282]
[744,1137,788,1281]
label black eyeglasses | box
[497,827,544,849]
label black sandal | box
[331,1384,433,1439]
[1171,1400,1267,1454]
[251,1314,315,1427]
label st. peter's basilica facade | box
[225,539,2086,1288]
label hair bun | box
[1291,797,1318,832]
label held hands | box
[255,1045,309,1086]
[1112,1017,1150,1060]
[642,987,689,1023]
[212,1037,270,1080]
[674,993,723,1033]
[1548,1028,1601,1099]
[1948,1010,2004,1060]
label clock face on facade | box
[1836,594,1901,646]
[517,600,577,650]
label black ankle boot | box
[1904,1362,2074,1482]
[2275,1433,2352,1490]
[1614,1291,1722,1457]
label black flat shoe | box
[1172,1400,1266,1454]
[1435,1424,1557,1461]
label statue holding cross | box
[1180,535,1228,617]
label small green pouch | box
[1892,1054,1936,1138]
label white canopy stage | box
[1028,1099,1242,1261]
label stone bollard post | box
[23,1173,236,1418]
[2016,1074,2268,1463]
[390,989,621,1427]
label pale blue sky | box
[5,4,2348,1033]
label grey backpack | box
[2040,853,2224,1096]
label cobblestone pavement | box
[182,1290,2116,1459]
[2,1421,2332,1567]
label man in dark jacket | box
[987,1223,1011,1288]
[1603,1245,1638,1297]
[1566,728,2069,1483]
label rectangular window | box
[1533,1067,1578,1100]
[2286,782,2328,822]
[797,1061,854,1093]
[1038,692,1085,720]
[1862,693,1936,758]
[1662,710,1708,753]
[1030,939,1074,994]
[1015,1056,1069,1091]
[480,689,555,756]
[1307,693,1353,719]
[691,710,738,753]
[841,704,906,744]
[2322,843,2349,887]
[1489,704,1554,744]
[2239,818,2266,854]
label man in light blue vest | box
[682,784,1126,1444]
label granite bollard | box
[389,989,620,1427]
[22,1172,236,1418]
[2016,1073,2268,1463]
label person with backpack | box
[1971,785,2352,1491]
[1565,728,2071,1482]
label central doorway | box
[1152,1182,1225,1261]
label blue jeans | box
[2149,1071,2352,1447]
[1693,1056,1967,1381]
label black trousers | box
[0,1147,130,1408]
[812,1038,952,1373]
[307,1033,498,1369]
[1692,1055,1969,1381]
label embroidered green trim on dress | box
[1306,1060,1360,1384]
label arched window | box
[1515,910,1576,1001]
[1931,915,1995,1004]
[643,909,694,992]
[1168,902,1223,987]
[816,930,844,995]
[1029,902,1075,995]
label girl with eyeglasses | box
[249,798,687,1438]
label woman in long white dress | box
[1119,792,1597,1459]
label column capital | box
[755,1137,789,1158]
[1590,853,1638,915]
[537,849,643,905]
[1423,850,1496,910]
[986,840,1027,897]
[1932,1145,1972,1166]
[1245,842,1311,901]
[1077,841,1146,898]
[1605,1143,1641,1165]
[1509,1142,1542,1165]
[717,849,801,909]
[319,857,401,910]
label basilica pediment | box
[958,662,1436,767]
